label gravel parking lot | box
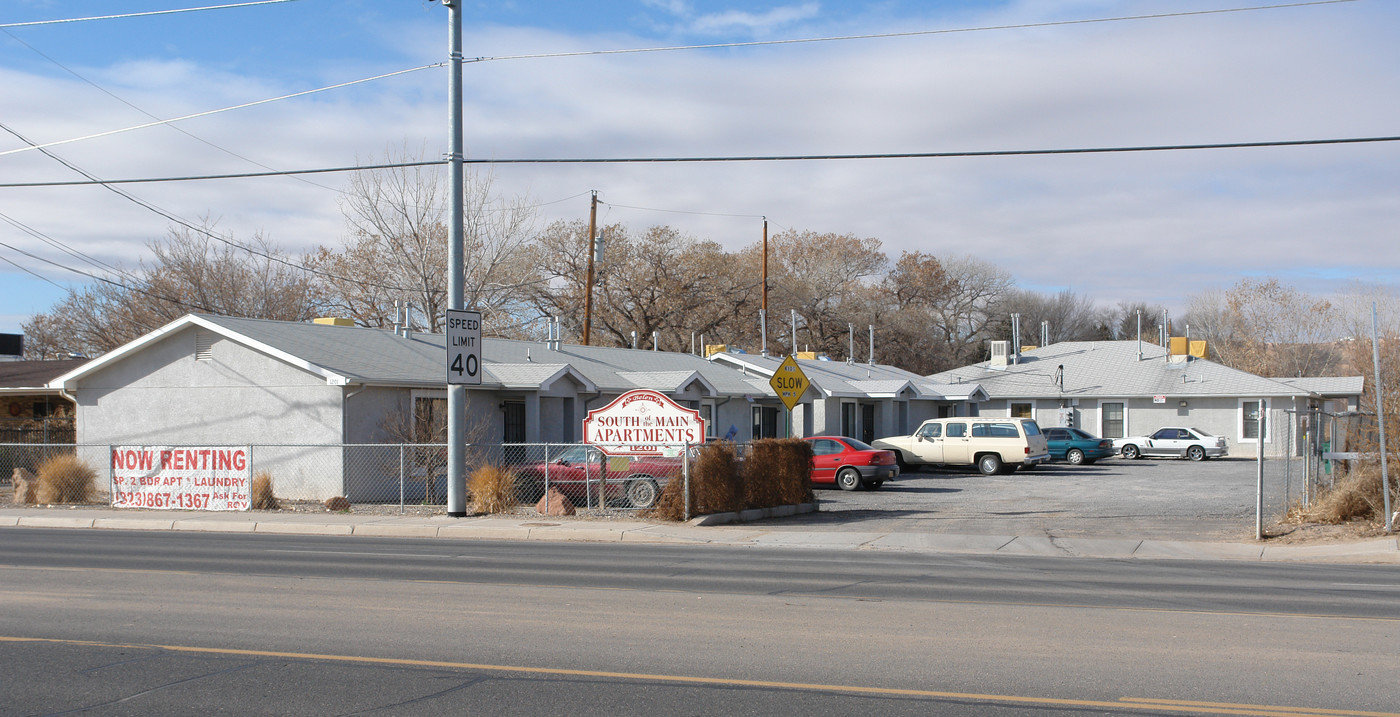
[764,455,1274,541]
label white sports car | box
[1113,427,1228,461]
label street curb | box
[687,502,817,526]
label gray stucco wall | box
[73,328,345,499]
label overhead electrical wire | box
[0,63,447,159]
[0,28,346,196]
[0,123,426,295]
[0,0,303,29]
[462,0,1358,64]
[4,134,1398,189]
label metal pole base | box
[447,511,466,518]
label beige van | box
[873,417,1051,475]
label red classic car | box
[514,444,681,509]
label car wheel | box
[625,478,660,509]
[1187,445,1206,462]
[836,468,862,491]
[1067,448,1085,465]
[894,455,909,473]
[977,454,1003,475]
[1121,444,1140,460]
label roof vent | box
[313,317,354,327]
[194,331,214,361]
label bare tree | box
[992,288,1109,345]
[764,229,887,355]
[1184,278,1341,376]
[1103,301,1167,342]
[22,224,322,357]
[309,148,538,333]
[527,221,758,350]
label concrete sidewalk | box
[1,507,1396,564]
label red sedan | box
[804,436,898,491]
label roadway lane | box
[2,527,1397,716]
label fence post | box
[398,444,406,514]
[1256,401,1265,540]
[683,442,691,522]
[544,443,551,506]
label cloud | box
[2,1,1397,335]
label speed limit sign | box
[445,309,482,385]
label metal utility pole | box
[761,218,769,356]
[1373,303,1393,533]
[444,0,467,517]
[582,191,598,345]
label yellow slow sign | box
[769,355,809,411]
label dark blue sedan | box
[1043,427,1115,465]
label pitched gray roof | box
[1279,376,1365,396]
[710,352,984,401]
[53,314,765,398]
[927,341,1321,400]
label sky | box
[2,0,1397,339]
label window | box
[1102,402,1125,439]
[810,439,842,456]
[1241,400,1268,442]
[700,402,716,439]
[1010,402,1033,419]
[945,422,967,438]
[414,397,446,443]
[972,422,1019,438]
[916,422,942,439]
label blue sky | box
[2,0,1398,338]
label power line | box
[0,28,346,196]
[5,134,1397,189]
[0,63,446,159]
[0,0,303,29]
[464,0,1358,64]
[601,201,765,220]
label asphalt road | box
[3,528,1398,716]
[792,456,1277,540]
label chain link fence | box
[3,442,690,514]
[1259,408,1375,523]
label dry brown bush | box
[469,464,517,514]
[251,471,279,510]
[1290,463,1398,524]
[742,439,814,509]
[324,496,351,511]
[648,442,742,521]
[34,454,95,504]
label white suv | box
[874,417,1051,475]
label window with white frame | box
[1241,399,1269,442]
[1010,402,1033,419]
[1101,402,1125,439]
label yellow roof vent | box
[1189,340,1208,359]
[313,317,355,327]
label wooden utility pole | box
[582,191,598,345]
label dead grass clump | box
[1290,463,1397,524]
[742,438,814,509]
[324,496,351,512]
[34,454,95,504]
[469,464,517,514]
[648,442,742,521]
[250,471,279,510]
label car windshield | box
[841,438,876,451]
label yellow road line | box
[2,635,1391,717]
